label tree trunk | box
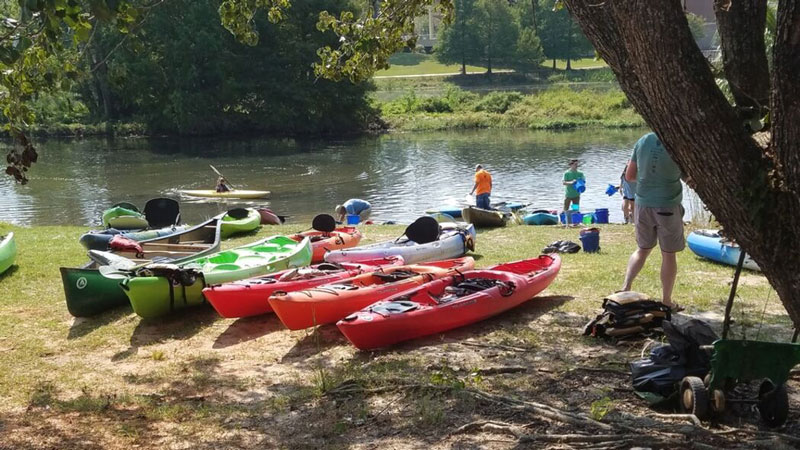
[564,0,800,327]
[566,57,572,71]
[713,0,770,116]
[552,58,556,70]
[461,60,466,75]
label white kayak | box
[180,189,271,199]
[324,222,476,265]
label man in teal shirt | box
[620,132,685,311]
[562,159,585,226]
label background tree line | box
[434,0,594,75]
[29,0,375,136]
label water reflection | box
[0,129,702,226]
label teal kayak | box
[523,211,559,225]
[120,235,312,318]
[0,232,17,276]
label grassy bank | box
[378,86,644,131]
[0,221,795,448]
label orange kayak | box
[268,257,475,330]
[290,227,363,263]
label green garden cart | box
[680,252,800,426]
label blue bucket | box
[594,208,609,224]
[605,184,618,196]
[574,179,586,193]
[579,228,600,253]
[346,214,360,225]
[560,212,583,224]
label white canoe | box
[324,223,476,265]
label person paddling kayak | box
[215,177,231,193]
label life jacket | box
[583,291,671,340]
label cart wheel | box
[680,376,710,420]
[711,389,726,413]
[757,379,789,427]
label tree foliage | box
[434,0,543,74]
[535,0,592,69]
[78,0,373,135]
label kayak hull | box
[257,208,283,225]
[338,255,561,350]
[290,227,363,263]
[0,232,17,276]
[324,223,475,265]
[79,225,190,250]
[687,230,760,271]
[425,206,463,218]
[181,189,271,199]
[462,206,506,228]
[220,208,261,239]
[122,236,312,318]
[102,206,149,230]
[269,257,475,330]
[523,212,559,225]
[61,216,223,317]
[203,256,403,318]
[61,264,131,316]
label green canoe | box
[120,235,312,319]
[102,205,149,230]
[220,208,261,239]
[61,215,223,317]
[0,232,17,276]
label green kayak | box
[102,205,149,230]
[61,215,223,317]
[0,232,17,276]
[120,235,312,318]
[220,208,261,239]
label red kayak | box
[203,256,403,318]
[289,227,363,263]
[268,257,475,330]
[337,255,561,350]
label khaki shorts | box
[635,204,685,253]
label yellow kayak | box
[180,189,271,199]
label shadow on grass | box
[213,314,284,349]
[111,305,219,361]
[281,324,349,363]
[67,306,132,340]
[0,264,18,281]
[387,52,429,66]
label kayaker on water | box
[470,164,492,210]
[335,199,372,223]
[215,177,231,193]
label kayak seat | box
[370,300,419,316]
[316,263,344,271]
[144,198,180,228]
[372,270,419,283]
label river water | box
[0,128,702,227]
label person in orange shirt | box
[470,164,493,210]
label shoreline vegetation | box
[19,69,644,139]
[0,221,794,448]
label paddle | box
[209,164,236,190]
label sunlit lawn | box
[375,53,607,77]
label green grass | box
[376,53,488,77]
[379,86,644,131]
[0,220,792,448]
[375,53,606,77]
